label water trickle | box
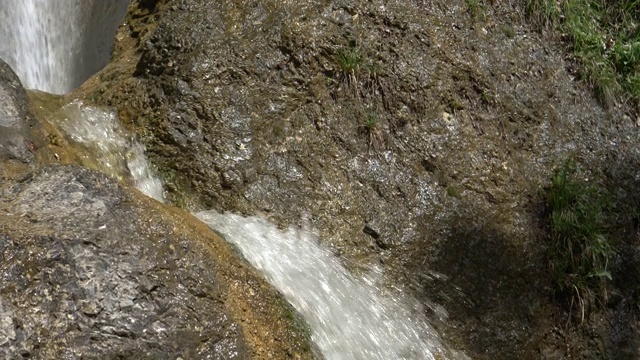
[57,101,164,202]
[196,211,448,360]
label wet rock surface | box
[0,60,34,163]
[81,0,640,358]
[0,165,312,359]
[0,166,243,358]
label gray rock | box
[0,165,247,359]
[0,59,33,163]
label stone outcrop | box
[0,57,313,359]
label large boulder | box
[0,59,34,163]
[0,165,312,359]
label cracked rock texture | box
[1,166,243,359]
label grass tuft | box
[543,162,614,322]
[526,0,640,105]
[337,47,364,79]
[359,110,384,150]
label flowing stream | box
[56,101,165,202]
[197,211,447,359]
[1,1,452,359]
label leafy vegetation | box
[526,0,640,105]
[543,162,614,322]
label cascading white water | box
[0,1,160,200]
[197,211,450,360]
[57,101,165,202]
[0,0,128,94]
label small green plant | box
[466,0,486,21]
[334,41,387,99]
[359,111,384,150]
[364,111,377,130]
[481,89,497,105]
[544,162,614,322]
[337,47,364,80]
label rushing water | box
[197,211,447,360]
[0,0,128,94]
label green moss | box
[273,123,285,138]
[501,24,516,38]
[158,163,197,209]
[274,295,314,356]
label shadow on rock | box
[414,204,549,360]
[599,150,640,360]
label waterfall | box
[0,0,128,94]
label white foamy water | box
[1,0,79,93]
[196,211,448,360]
[57,101,164,202]
[0,0,128,94]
